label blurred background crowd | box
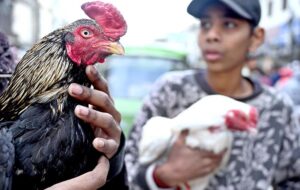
[1,0,300,136]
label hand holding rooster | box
[47,65,122,190]
[69,65,121,159]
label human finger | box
[197,162,218,176]
[85,65,112,99]
[93,138,118,159]
[176,129,189,144]
[199,150,225,170]
[189,156,223,178]
[195,148,227,159]
[68,83,121,123]
[74,105,121,139]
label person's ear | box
[249,27,265,53]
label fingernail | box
[70,84,83,95]
[90,66,98,76]
[76,105,89,116]
[95,138,104,148]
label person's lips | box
[203,50,222,62]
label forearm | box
[100,165,129,190]
[46,157,109,190]
[106,132,126,180]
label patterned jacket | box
[125,69,300,190]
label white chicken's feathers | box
[172,95,253,132]
[138,95,258,190]
[139,116,173,164]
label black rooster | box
[0,1,127,189]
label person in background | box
[245,56,272,86]
[276,61,300,120]
[0,31,128,190]
[125,0,300,189]
[0,31,17,93]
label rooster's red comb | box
[81,1,127,40]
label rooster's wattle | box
[0,1,127,190]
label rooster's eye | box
[80,29,92,38]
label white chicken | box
[139,94,258,190]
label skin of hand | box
[45,156,109,190]
[69,65,122,159]
[46,65,122,190]
[154,130,226,187]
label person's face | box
[198,4,262,74]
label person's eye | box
[200,20,212,30]
[80,29,93,38]
[224,21,237,29]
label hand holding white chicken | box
[139,95,258,190]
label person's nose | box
[205,25,221,43]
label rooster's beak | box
[107,42,125,55]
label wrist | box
[106,132,126,181]
[153,164,177,187]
